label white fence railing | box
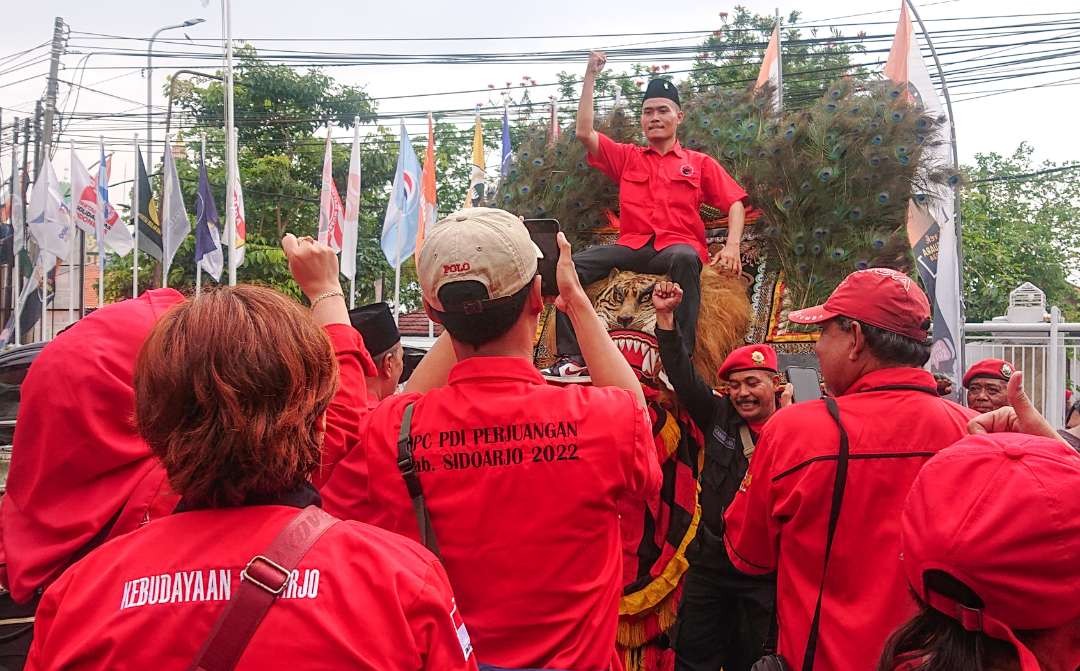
[964,306,1078,428]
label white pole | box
[349,277,355,310]
[197,133,205,298]
[393,218,403,325]
[162,135,170,290]
[40,256,47,341]
[776,8,784,114]
[97,136,106,308]
[67,217,75,326]
[224,0,237,286]
[132,134,141,298]
[11,138,19,345]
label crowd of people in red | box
[0,50,1077,671]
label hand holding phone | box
[523,219,561,297]
[785,366,822,403]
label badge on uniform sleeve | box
[739,472,752,493]
[1000,362,1014,379]
[751,351,766,365]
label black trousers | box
[672,538,776,671]
[556,242,702,357]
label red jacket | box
[322,356,661,670]
[724,367,976,671]
[27,505,478,670]
[0,290,374,604]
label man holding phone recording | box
[544,50,750,378]
[652,280,787,671]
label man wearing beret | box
[963,358,1015,414]
[652,280,786,671]
[349,301,404,408]
[544,50,749,378]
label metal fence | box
[964,306,1079,428]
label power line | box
[966,163,1080,184]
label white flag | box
[161,139,192,277]
[230,152,246,269]
[886,0,963,387]
[755,23,782,112]
[341,124,362,281]
[70,147,133,256]
[27,159,72,261]
[317,134,345,252]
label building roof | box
[398,310,443,337]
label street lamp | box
[147,18,205,167]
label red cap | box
[901,433,1080,671]
[717,344,778,379]
[962,358,1014,388]
[787,268,931,341]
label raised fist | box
[587,51,607,74]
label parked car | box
[0,342,44,493]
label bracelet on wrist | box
[309,290,344,311]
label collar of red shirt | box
[642,139,687,159]
[447,355,546,386]
[843,366,937,395]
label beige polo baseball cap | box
[418,207,542,314]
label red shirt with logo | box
[587,132,748,263]
[26,505,477,670]
[723,367,976,671]
[321,356,660,670]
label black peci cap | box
[643,79,680,107]
[348,302,400,357]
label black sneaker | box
[539,356,590,382]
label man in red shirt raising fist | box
[545,51,749,378]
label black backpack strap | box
[800,396,850,671]
[396,402,440,557]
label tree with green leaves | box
[960,143,1080,321]
[105,48,488,311]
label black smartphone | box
[785,366,822,402]
[523,218,561,297]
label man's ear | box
[526,276,544,314]
[848,320,866,360]
[675,107,685,124]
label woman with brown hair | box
[25,236,478,671]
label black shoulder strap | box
[396,402,440,557]
[800,396,850,671]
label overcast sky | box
[2,0,1077,194]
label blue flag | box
[501,105,512,176]
[194,147,223,281]
[381,121,421,269]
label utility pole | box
[32,101,42,180]
[42,17,66,160]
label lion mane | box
[587,266,750,389]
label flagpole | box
[197,133,205,297]
[393,216,403,326]
[9,119,19,344]
[67,140,76,327]
[96,137,106,308]
[132,134,140,298]
[39,256,46,341]
[349,114,359,310]
[162,136,169,290]
[775,8,784,114]
[224,0,238,287]
[904,0,965,373]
